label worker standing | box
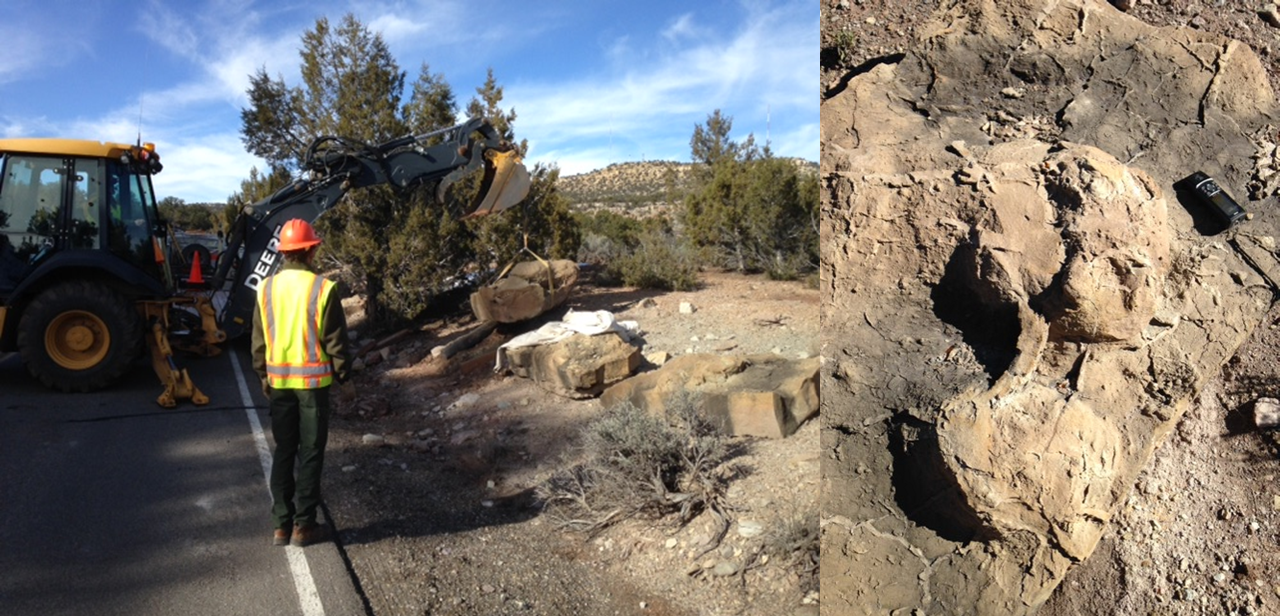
[252,219,351,547]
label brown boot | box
[290,523,330,547]
[272,527,291,546]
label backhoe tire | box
[18,281,144,393]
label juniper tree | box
[238,17,578,326]
[682,110,817,278]
[463,69,579,274]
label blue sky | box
[0,0,816,203]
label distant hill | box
[558,158,816,217]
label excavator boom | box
[210,117,530,339]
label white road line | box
[231,349,327,616]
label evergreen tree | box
[376,62,470,320]
[682,111,816,277]
[403,63,458,138]
[463,69,577,274]
[237,16,579,327]
[241,13,408,326]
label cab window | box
[0,155,65,263]
[69,158,103,249]
[106,160,160,276]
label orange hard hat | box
[277,219,322,252]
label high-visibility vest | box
[258,268,338,389]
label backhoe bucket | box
[466,149,531,219]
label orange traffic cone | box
[188,254,204,285]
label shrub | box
[538,392,732,545]
[604,230,700,291]
[763,508,819,591]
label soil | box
[322,270,820,616]
[822,1,1280,613]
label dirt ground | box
[320,270,819,616]
[822,1,1280,613]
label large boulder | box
[601,353,820,438]
[471,260,578,323]
[821,0,1280,613]
[501,331,640,399]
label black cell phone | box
[1188,171,1248,229]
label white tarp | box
[495,310,640,372]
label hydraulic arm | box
[209,117,530,339]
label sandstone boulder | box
[501,331,640,399]
[471,259,578,323]
[601,354,820,438]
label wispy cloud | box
[152,133,265,204]
[0,0,814,201]
[511,1,815,170]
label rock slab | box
[601,353,820,438]
[502,331,640,399]
[471,260,579,323]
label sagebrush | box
[538,392,732,549]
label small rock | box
[342,465,357,472]
[1214,572,1228,584]
[679,302,695,314]
[1264,6,1280,28]
[362,434,386,445]
[450,392,481,410]
[665,538,679,549]
[639,297,657,308]
[1000,87,1025,99]
[947,140,972,158]
[482,584,496,593]
[737,520,765,538]
[712,561,739,577]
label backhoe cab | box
[0,117,529,406]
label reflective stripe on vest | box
[258,269,337,389]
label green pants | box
[269,386,331,530]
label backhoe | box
[0,117,529,406]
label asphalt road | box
[0,343,366,616]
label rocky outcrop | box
[601,353,820,438]
[821,0,1280,613]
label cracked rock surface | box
[821,0,1280,612]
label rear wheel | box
[18,281,144,392]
